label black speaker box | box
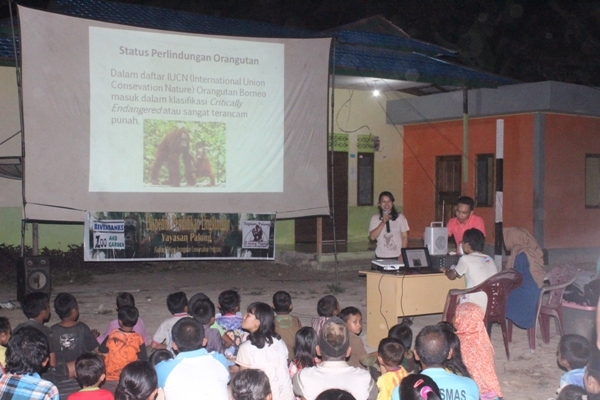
[17,257,51,302]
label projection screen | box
[19,6,331,222]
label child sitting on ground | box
[272,291,302,361]
[0,317,10,370]
[310,295,339,337]
[99,305,147,381]
[339,306,367,369]
[558,334,590,392]
[13,292,56,365]
[47,292,99,390]
[361,322,418,380]
[97,292,150,346]
[388,323,419,374]
[288,326,320,378]
[583,350,600,397]
[151,291,189,353]
[396,374,441,400]
[68,353,114,400]
[0,326,59,399]
[557,384,587,400]
[215,290,244,364]
[436,321,471,377]
[190,297,224,353]
[376,337,407,400]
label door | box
[295,152,348,243]
[435,155,461,223]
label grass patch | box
[326,283,345,294]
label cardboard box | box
[562,301,596,342]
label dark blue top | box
[506,252,541,328]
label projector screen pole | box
[329,38,339,283]
[8,0,28,256]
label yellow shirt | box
[0,345,6,368]
[377,367,408,400]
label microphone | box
[384,210,390,233]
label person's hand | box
[440,267,447,273]
[381,212,392,223]
[91,329,100,337]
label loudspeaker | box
[17,257,51,302]
[424,222,448,255]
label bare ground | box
[0,260,566,399]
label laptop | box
[371,259,404,271]
[400,247,443,274]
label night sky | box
[2,0,600,85]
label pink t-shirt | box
[447,214,486,246]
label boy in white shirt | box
[441,228,498,311]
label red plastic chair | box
[442,269,523,360]
[508,264,577,351]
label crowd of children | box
[3,284,597,400]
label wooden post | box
[316,217,323,255]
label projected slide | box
[89,27,284,192]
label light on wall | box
[373,89,380,96]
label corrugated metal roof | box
[0,0,516,88]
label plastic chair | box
[442,269,523,360]
[508,264,577,351]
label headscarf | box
[454,302,503,399]
[503,227,546,288]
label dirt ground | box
[0,260,568,399]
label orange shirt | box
[100,329,146,380]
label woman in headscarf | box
[504,227,544,329]
[504,227,546,288]
[454,302,503,400]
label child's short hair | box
[218,290,241,314]
[75,353,105,387]
[166,292,188,315]
[54,292,78,319]
[388,323,413,350]
[272,291,292,313]
[5,326,49,374]
[190,298,215,325]
[172,318,205,352]
[338,306,361,322]
[0,317,10,334]
[462,228,485,252]
[187,292,209,314]
[317,295,339,317]
[378,337,405,368]
[559,334,590,369]
[21,292,49,319]
[116,292,136,309]
[557,384,587,400]
[118,306,139,328]
[149,349,173,366]
[231,369,272,400]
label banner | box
[84,212,275,261]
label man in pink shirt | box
[447,196,485,252]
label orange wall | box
[403,115,535,244]
[544,114,600,248]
